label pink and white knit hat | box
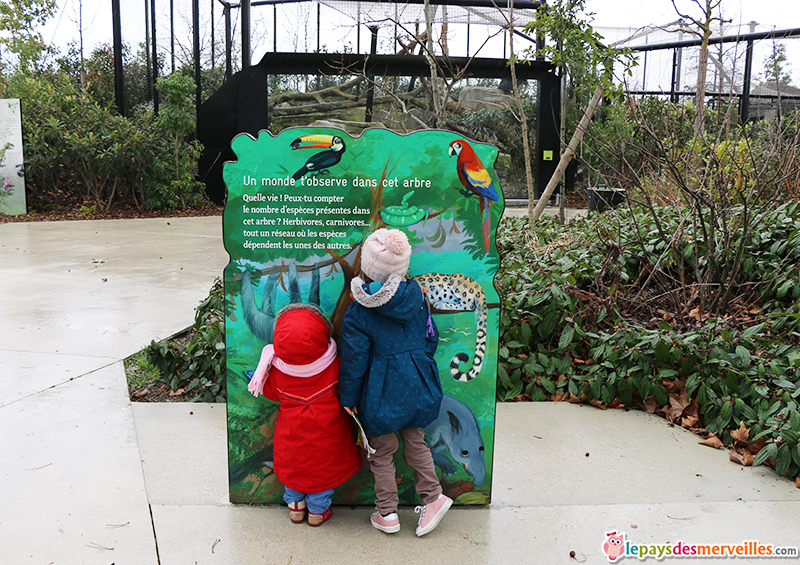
[360,228,412,283]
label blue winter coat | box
[339,274,442,436]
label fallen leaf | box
[681,414,700,428]
[699,436,724,449]
[730,421,750,445]
[590,399,607,410]
[567,393,583,403]
[730,449,754,466]
[643,396,658,414]
[796,477,800,489]
[551,392,567,402]
[168,388,185,396]
[749,437,767,455]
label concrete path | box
[1,215,798,565]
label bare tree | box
[670,0,726,135]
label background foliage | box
[496,204,800,481]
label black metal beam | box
[151,0,158,114]
[242,0,251,68]
[111,0,125,116]
[246,0,543,7]
[254,51,555,79]
[623,27,800,53]
[365,26,379,122]
[741,39,754,122]
[225,4,232,78]
[194,0,201,114]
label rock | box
[457,86,517,110]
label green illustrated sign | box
[223,127,503,506]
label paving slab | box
[134,402,800,565]
[0,217,228,358]
[0,217,228,565]
[4,215,800,565]
[0,362,158,565]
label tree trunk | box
[530,85,605,221]
[693,23,712,135]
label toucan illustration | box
[449,139,499,253]
[290,134,346,180]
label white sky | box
[33,0,800,86]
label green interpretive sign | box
[223,127,504,506]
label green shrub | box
[496,204,800,480]
[5,71,207,211]
[146,278,226,402]
[147,73,205,209]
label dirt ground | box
[0,197,224,223]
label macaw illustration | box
[448,139,499,254]
[290,134,346,180]
[602,531,625,562]
[424,394,486,487]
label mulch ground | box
[0,197,223,223]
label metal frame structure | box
[621,27,800,122]
[194,0,560,205]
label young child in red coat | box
[248,303,362,526]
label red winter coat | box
[261,308,362,493]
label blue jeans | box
[283,486,334,515]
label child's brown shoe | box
[288,500,307,523]
[308,508,332,527]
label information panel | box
[223,127,503,506]
[0,99,26,216]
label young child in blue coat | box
[339,228,452,537]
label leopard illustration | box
[413,273,487,382]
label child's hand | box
[343,406,358,416]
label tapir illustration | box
[424,394,486,487]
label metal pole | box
[466,13,470,57]
[365,26,378,122]
[274,4,277,52]
[741,38,754,123]
[111,0,125,116]
[211,0,215,68]
[171,0,175,72]
[144,0,152,99]
[194,0,201,113]
[151,0,159,114]
[670,48,679,103]
[242,0,251,68]
[225,4,232,78]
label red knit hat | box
[272,305,331,365]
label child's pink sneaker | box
[370,511,400,533]
[414,494,453,537]
[308,508,332,527]
[288,500,306,524]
